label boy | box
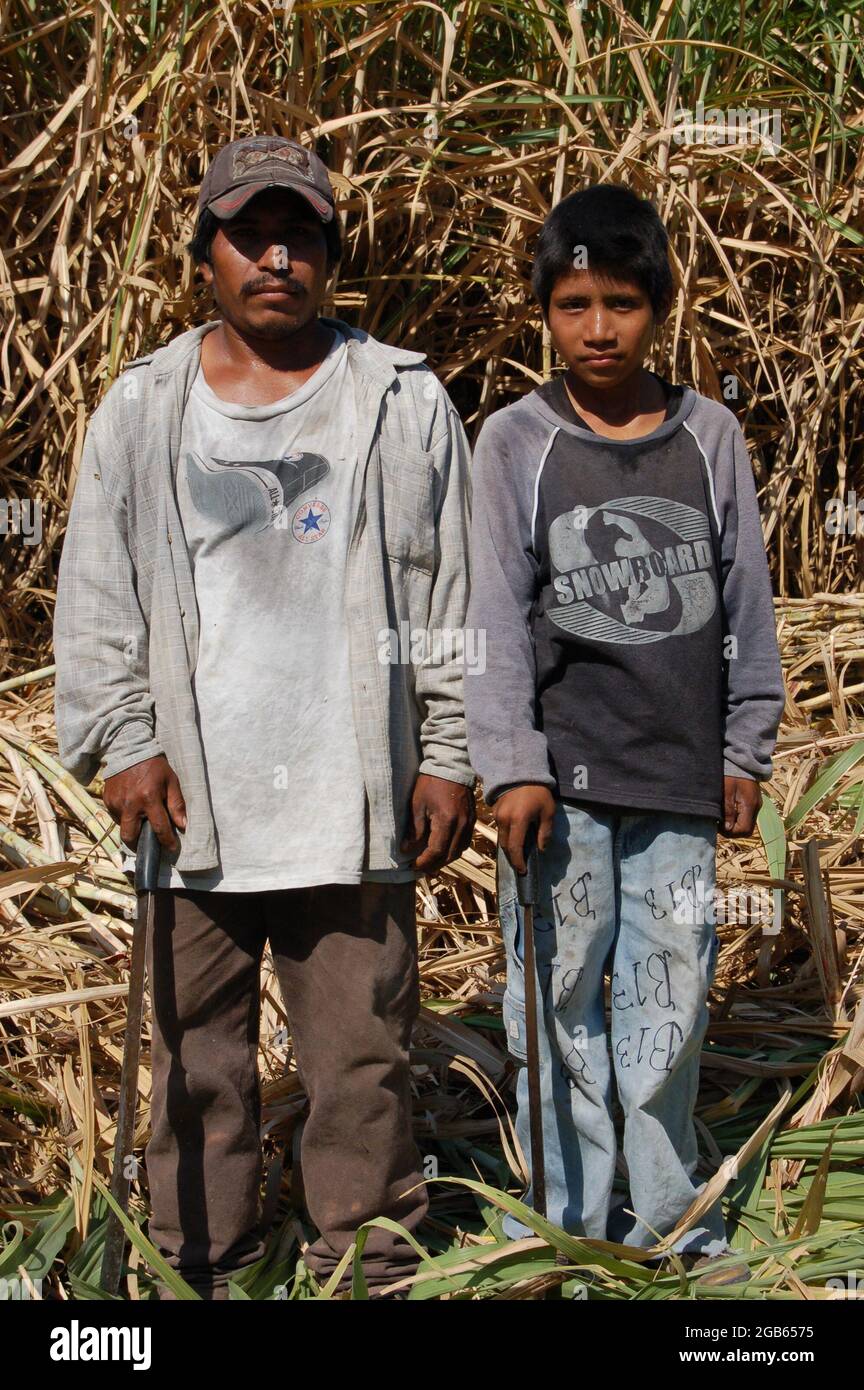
[464,184,784,1270]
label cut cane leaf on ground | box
[88,1173,201,1301]
[785,741,864,832]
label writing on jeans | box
[614,1021,685,1073]
[645,862,707,921]
[551,871,595,925]
[612,946,687,1072]
[612,950,676,1013]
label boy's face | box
[546,268,668,390]
[200,186,330,340]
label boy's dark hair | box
[531,185,673,319]
[187,205,343,271]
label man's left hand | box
[722,775,761,837]
[400,773,476,873]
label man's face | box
[546,268,667,389]
[200,186,330,339]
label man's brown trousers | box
[144,880,427,1298]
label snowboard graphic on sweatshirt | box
[547,495,717,645]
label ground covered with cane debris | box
[0,597,862,1299]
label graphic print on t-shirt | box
[547,494,717,645]
[184,449,330,535]
[292,498,331,542]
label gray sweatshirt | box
[464,380,785,816]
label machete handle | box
[516,821,541,908]
[135,818,162,893]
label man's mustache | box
[242,276,306,296]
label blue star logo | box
[300,508,321,533]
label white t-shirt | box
[121,328,416,890]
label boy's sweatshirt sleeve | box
[718,421,785,781]
[464,413,557,806]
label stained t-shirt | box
[120,327,416,890]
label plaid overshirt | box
[53,317,475,872]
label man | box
[53,135,475,1298]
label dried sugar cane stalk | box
[801,839,845,1021]
[0,821,127,953]
[0,664,56,693]
[72,881,136,915]
[0,822,72,914]
[0,738,64,860]
[0,728,122,863]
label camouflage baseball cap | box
[198,136,335,222]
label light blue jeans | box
[498,799,728,1256]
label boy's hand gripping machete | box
[100,819,161,1294]
[516,822,546,1219]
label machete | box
[516,820,546,1219]
[100,817,161,1294]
